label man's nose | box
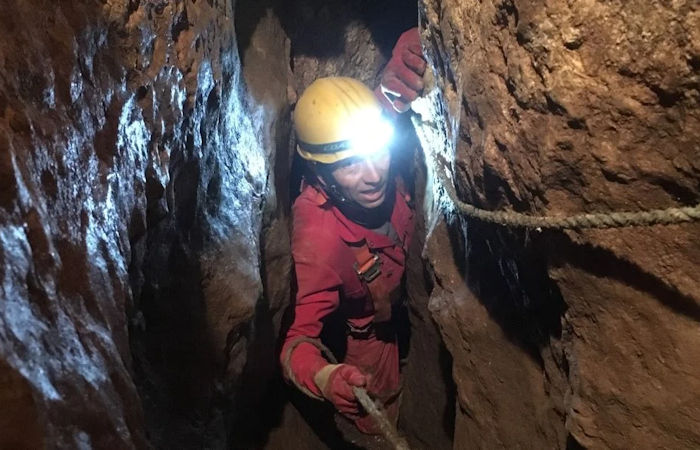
[362,159,382,184]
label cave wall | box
[416,0,700,448]
[0,0,291,447]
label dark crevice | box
[463,223,568,363]
[566,434,587,450]
[171,5,191,42]
[546,234,700,322]
[648,84,683,108]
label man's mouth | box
[360,183,386,201]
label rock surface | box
[0,0,287,447]
[416,0,700,448]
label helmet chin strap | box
[323,177,396,229]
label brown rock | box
[417,0,700,448]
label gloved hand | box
[314,364,368,417]
[378,27,427,113]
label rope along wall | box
[409,73,700,231]
[435,164,700,230]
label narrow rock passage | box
[0,0,698,449]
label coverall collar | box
[309,180,412,251]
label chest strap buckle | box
[354,253,382,283]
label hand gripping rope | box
[283,337,411,450]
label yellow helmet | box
[294,77,394,164]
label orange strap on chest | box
[352,244,382,282]
[350,242,393,323]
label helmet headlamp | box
[294,77,395,165]
[344,110,394,158]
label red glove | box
[314,364,368,418]
[378,27,427,113]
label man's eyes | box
[338,161,363,174]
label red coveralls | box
[281,179,414,433]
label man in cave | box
[280,28,426,437]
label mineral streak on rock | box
[417,0,700,448]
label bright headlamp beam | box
[345,111,395,158]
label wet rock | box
[0,2,148,447]
[416,0,700,448]
[0,0,287,447]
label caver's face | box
[329,148,391,209]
